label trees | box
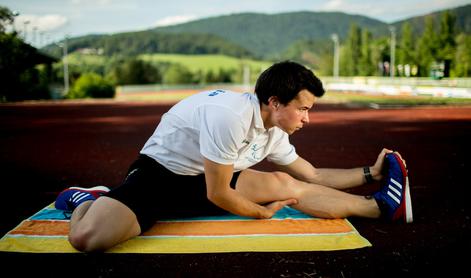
[330,10,465,78]
[397,22,416,76]
[0,6,57,101]
[0,6,14,33]
[416,17,438,77]
[163,64,194,85]
[415,12,458,78]
[453,34,471,77]
[342,24,361,76]
[358,28,374,76]
[339,24,377,76]
[437,11,457,77]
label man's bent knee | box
[67,197,141,252]
[69,223,104,252]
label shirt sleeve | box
[266,131,299,165]
[198,104,246,165]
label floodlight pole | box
[58,37,69,95]
[389,26,396,78]
[331,33,340,79]
[23,20,30,41]
[33,26,38,46]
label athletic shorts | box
[106,154,241,232]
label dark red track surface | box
[0,101,470,277]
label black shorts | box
[106,154,241,232]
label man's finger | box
[281,198,298,206]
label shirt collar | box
[251,93,265,130]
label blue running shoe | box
[55,186,110,211]
[373,153,413,223]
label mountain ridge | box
[44,4,471,59]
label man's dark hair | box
[255,61,325,105]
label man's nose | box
[302,111,310,123]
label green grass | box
[64,53,107,67]
[139,53,271,73]
[63,53,272,74]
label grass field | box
[64,53,271,72]
[139,53,271,73]
[64,53,107,67]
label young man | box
[55,61,413,252]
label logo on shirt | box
[250,143,264,161]
[208,89,225,96]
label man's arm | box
[276,148,393,189]
[204,158,296,218]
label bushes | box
[111,58,162,85]
[162,64,194,84]
[67,73,115,99]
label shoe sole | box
[68,185,110,193]
[404,175,413,223]
[392,153,413,223]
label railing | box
[322,77,471,98]
[321,77,471,88]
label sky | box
[1,0,470,47]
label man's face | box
[273,89,315,135]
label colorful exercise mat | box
[0,204,371,253]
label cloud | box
[71,0,113,5]
[15,14,68,32]
[153,15,198,27]
[322,0,345,10]
[319,0,386,17]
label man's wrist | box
[363,166,374,184]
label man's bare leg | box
[236,169,380,219]
[68,196,141,252]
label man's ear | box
[268,96,279,109]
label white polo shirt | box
[140,90,298,175]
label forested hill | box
[43,31,253,59]
[152,12,389,58]
[392,4,471,36]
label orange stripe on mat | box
[10,218,353,237]
[10,220,69,236]
[143,219,352,236]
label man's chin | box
[281,127,300,135]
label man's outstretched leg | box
[235,169,381,219]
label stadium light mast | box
[331,33,340,79]
[33,26,38,46]
[57,36,69,95]
[63,36,69,94]
[389,26,396,78]
[23,20,30,41]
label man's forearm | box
[309,167,372,189]
[207,188,269,218]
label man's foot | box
[373,153,413,223]
[55,186,110,211]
